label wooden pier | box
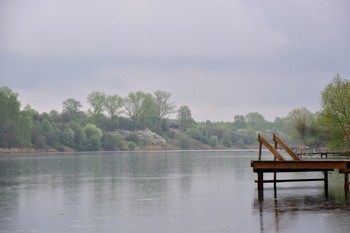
[298,151,350,159]
[251,134,350,198]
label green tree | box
[187,125,208,144]
[41,118,52,133]
[46,127,60,148]
[126,132,140,144]
[288,107,314,143]
[69,121,84,150]
[87,91,106,118]
[128,141,136,151]
[86,134,102,151]
[19,105,33,148]
[153,90,176,128]
[0,86,21,147]
[105,95,123,119]
[32,116,60,148]
[139,93,157,129]
[318,74,350,149]
[123,91,147,129]
[103,94,123,130]
[272,117,291,134]
[245,112,267,131]
[177,105,194,130]
[62,98,82,120]
[221,131,232,148]
[233,115,247,129]
[209,135,218,148]
[114,132,124,149]
[49,110,61,123]
[102,131,116,151]
[61,128,75,147]
[82,123,103,151]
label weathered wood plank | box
[258,134,285,161]
[251,160,350,172]
[273,133,301,161]
[255,178,325,183]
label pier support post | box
[258,172,264,199]
[273,172,277,198]
[345,173,349,198]
[324,171,329,197]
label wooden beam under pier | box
[251,160,350,172]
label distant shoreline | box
[0,146,259,155]
[0,147,58,154]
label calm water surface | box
[0,151,349,233]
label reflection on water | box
[254,170,350,233]
[255,189,350,233]
[0,151,349,233]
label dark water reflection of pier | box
[254,188,350,233]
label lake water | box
[0,151,349,233]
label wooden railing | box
[258,134,300,161]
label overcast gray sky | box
[1,0,349,121]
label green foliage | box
[126,132,140,144]
[82,123,103,151]
[128,141,136,151]
[177,105,195,130]
[101,131,116,151]
[245,112,268,131]
[318,74,350,149]
[221,132,232,148]
[160,118,169,132]
[55,144,65,152]
[49,110,61,122]
[233,115,247,129]
[123,91,146,129]
[288,107,315,143]
[105,95,123,119]
[68,121,84,150]
[113,132,125,149]
[118,117,134,130]
[46,128,60,148]
[177,134,189,149]
[61,128,75,147]
[153,90,176,128]
[83,123,102,138]
[3,82,346,152]
[85,134,102,151]
[41,119,52,133]
[0,86,20,147]
[209,135,218,148]
[187,125,209,144]
[19,105,33,148]
[87,91,106,119]
[62,98,82,120]
[139,93,157,130]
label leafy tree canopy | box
[319,74,350,149]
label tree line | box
[0,74,349,151]
[0,89,193,151]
